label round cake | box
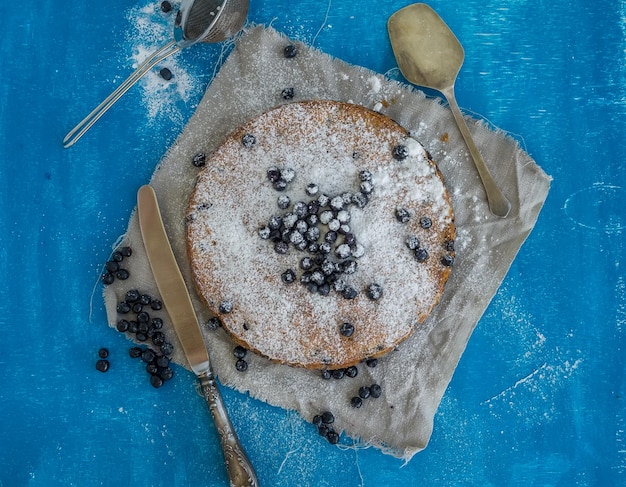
[186,100,455,369]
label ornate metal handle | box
[198,372,259,487]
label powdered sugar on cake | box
[186,100,455,368]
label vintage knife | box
[137,184,258,487]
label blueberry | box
[159,67,173,81]
[300,257,313,270]
[127,321,139,334]
[306,183,319,196]
[318,193,331,207]
[160,1,172,13]
[359,386,371,399]
[274,241,289,254]
[340,322,355,337]
[293,201,308,218]
[365,358,378,368]
[129,347,143,358]
[444,240,455,252]
[283,44,298,58]
[235,359,248,372]
[441,255,455,267]
[318,242,332,254]
[305,226,320,242]
[139,294,152,306]
[281,268,296,284]
[233,346,247,359]
[319,210,334,224]
[96,359,110,373]
[283,212,298,229]
[137,311,150,323]
[420,217,432,229]
[273,179,288,191]
[267,167,281,183]
[393,144,409,160]
[352,151,361,159]
[331,369,345,379]
[120,246,132,257]
[414,247,429,262]
[206,316,222,330]
[330,196,344,211]
[321,369,332,380]
[339,259,357,274]
[151,317,164,330]
[360,181,374,194]
[351,192,369,208]
[318,283,330,296]
[326,430,340,444]
[281,87,295,100]
[150,375,164,388]
[112,251,124,262]
[242,133,256,148]
[115,269,130,281]
[324,231,338,243]
[406,235,420,250]
[336,210,351,223]
[219,300,233,314]
[281,168,296,183]
[159,367,174,381]
[102,273,115,285]
[345,366,358,378]
[192,153,206,167]
[105,260,119,273]
[141,349,156,363]
[318,424,330,437]
[342,286,358,299]
[307,200,320,215]
[366,283,383,301]
[117,302,131,314]
[350,396,363,408]
[116,319,129,332]
[151,332,165,347]
[395,208,411,223]
[313,414,323,427]
[150,299,162,311]
[255,227,269,242]
[160,342,174,356]
[277,195,291,209]
[155,355,169,368]
[98,348,109,359]
[135,332,148,342]
[311,270,325,286]
[369,383,382,398]
[321,411,335,424]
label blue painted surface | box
[1,0,624,485]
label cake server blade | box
[136,184,258,487]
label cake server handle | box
[198,371,259,487]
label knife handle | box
[198,372,259,487]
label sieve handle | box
[63,40,182,148]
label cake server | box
[137,184,258,487]
[388,3,511,217]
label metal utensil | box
[137,185,258,487]
[63,0,249,148]
[388,3,511,217]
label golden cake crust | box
[186,100,455,369]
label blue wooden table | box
[1,0,624,485]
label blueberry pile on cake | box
[186,100,455,369]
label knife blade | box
[137,184,258,487]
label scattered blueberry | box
[392,144,409,160]
[420,216,432,229]
[321,369,332,380]
[350,396,363,408]
[326,430,340,444]
[129,347,143,359]
[358,386,371,399]
[321,411,335,424]
[406,235,420,250]
[242,133,256,148]
[365,358,378,368]
[283,44,298,58]
[366,283,383,301]
[96,359,110,373]
[444,240,455,252]
[277,195,291,209]
[235,359,248,372]
[340,322,355,337]
[98,348,109,359]
[369,383,382,398]
[345,366,358,378]
[267,166,281,183]
[160,1,172,13]
[395,208,411,223]
[281,87,295,100]
[414,247,429,262]
[233,346,247,359]
[150,375,164,388]
[281,268,296,284]
[219,300,233,314]
[159,67,173,81]
[116,269,130,280]
[441,255,455,267]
